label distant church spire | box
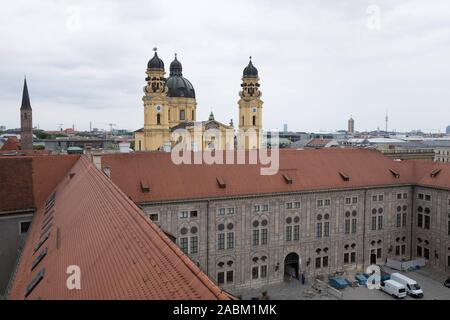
[21,77,32,110]
[20,77,33,150]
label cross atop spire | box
[21,77,32,110]
[153,47,157,52]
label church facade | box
[134,50,263,151]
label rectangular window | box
[260,265,267,278]
[226,270,234,284]
[424,216,430,230]
[180,211,189,219]
[448,256,450,267]
[352,197,358,204]
[315,257,321,269]
[425,194,431,201]
[322,256,329,267]
[448,220,450,236]
[252,230,259,246]
[324,221,330,237]
[286,202,293,209]
[179,109,185,120]
[262,204,269,211]
[253,205,260,212]
[402,213,407,227]
[403,193,408,199]
[396,213,402,228]
[418,193,424,200]
[149,214,159,222]
[424,248,430,260]
[351,218,357,234]
[417,246,422,257]
[217,272,225,285]
[261,228,268,245]
[316,222,322,238]
[378,195,384,201]
[252,266,259,279]
[395,245,400,256]
[227,208,235,215]
[20,221,31,234]
[344,253,349,264]
[294,225,300,241]
[227,232,234,249]
[180,237,188,254]
[190,210,198,218]
[218,233,225,250]
[345,197,351,205]
[294,202,301,208]
[372,195,377,201]
[371,216,377,231]
[418,214,423,228]
[285,226,292,241]
[345,219,350,234]
[378,216,383,230]
[190,236,198,254]
[218,208,225,215]
[377,248,382,259]
[401,244,406,255]
[397,193,402,200]
[350,252,356,263]
[324,199,331,206]
[317,199,323,207]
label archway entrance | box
[284,252,299,280]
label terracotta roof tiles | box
[8,156,230,300]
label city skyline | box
[1,1,450,133]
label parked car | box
[444,278,450,288]
[390,273,423,298]
[380,279,407,299]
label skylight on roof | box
[25,268,45,298]
[216,177,226,188]
[338,171,350,181]
[430,168,442,178]
[389,169,400,179]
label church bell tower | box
[140,48,171,151]
[238,57,263,149]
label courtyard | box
[239,265,450,300]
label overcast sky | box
[1,0,450,133]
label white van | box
[380,279,407,299]
[390,273,424,298]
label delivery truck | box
[390,273,424,298]
[380,279,407,299]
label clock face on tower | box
[155,105,162,112]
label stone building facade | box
[100,149,450,295]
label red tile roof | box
[0,155,79,213]
[0,157,34,212]
[0,137,21,151]
[101,149,440,204]
[8,156,230,300]
[306,138,332,148]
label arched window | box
[252,116,256,126]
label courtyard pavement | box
[239,266,450,300]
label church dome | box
[166,54,195,98]
[243,58,258,77]
[147,51,164,70]
[169,54,183,76]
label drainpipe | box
[410,186,415,260]
[362,189,367,270]
[206,200,210,275]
